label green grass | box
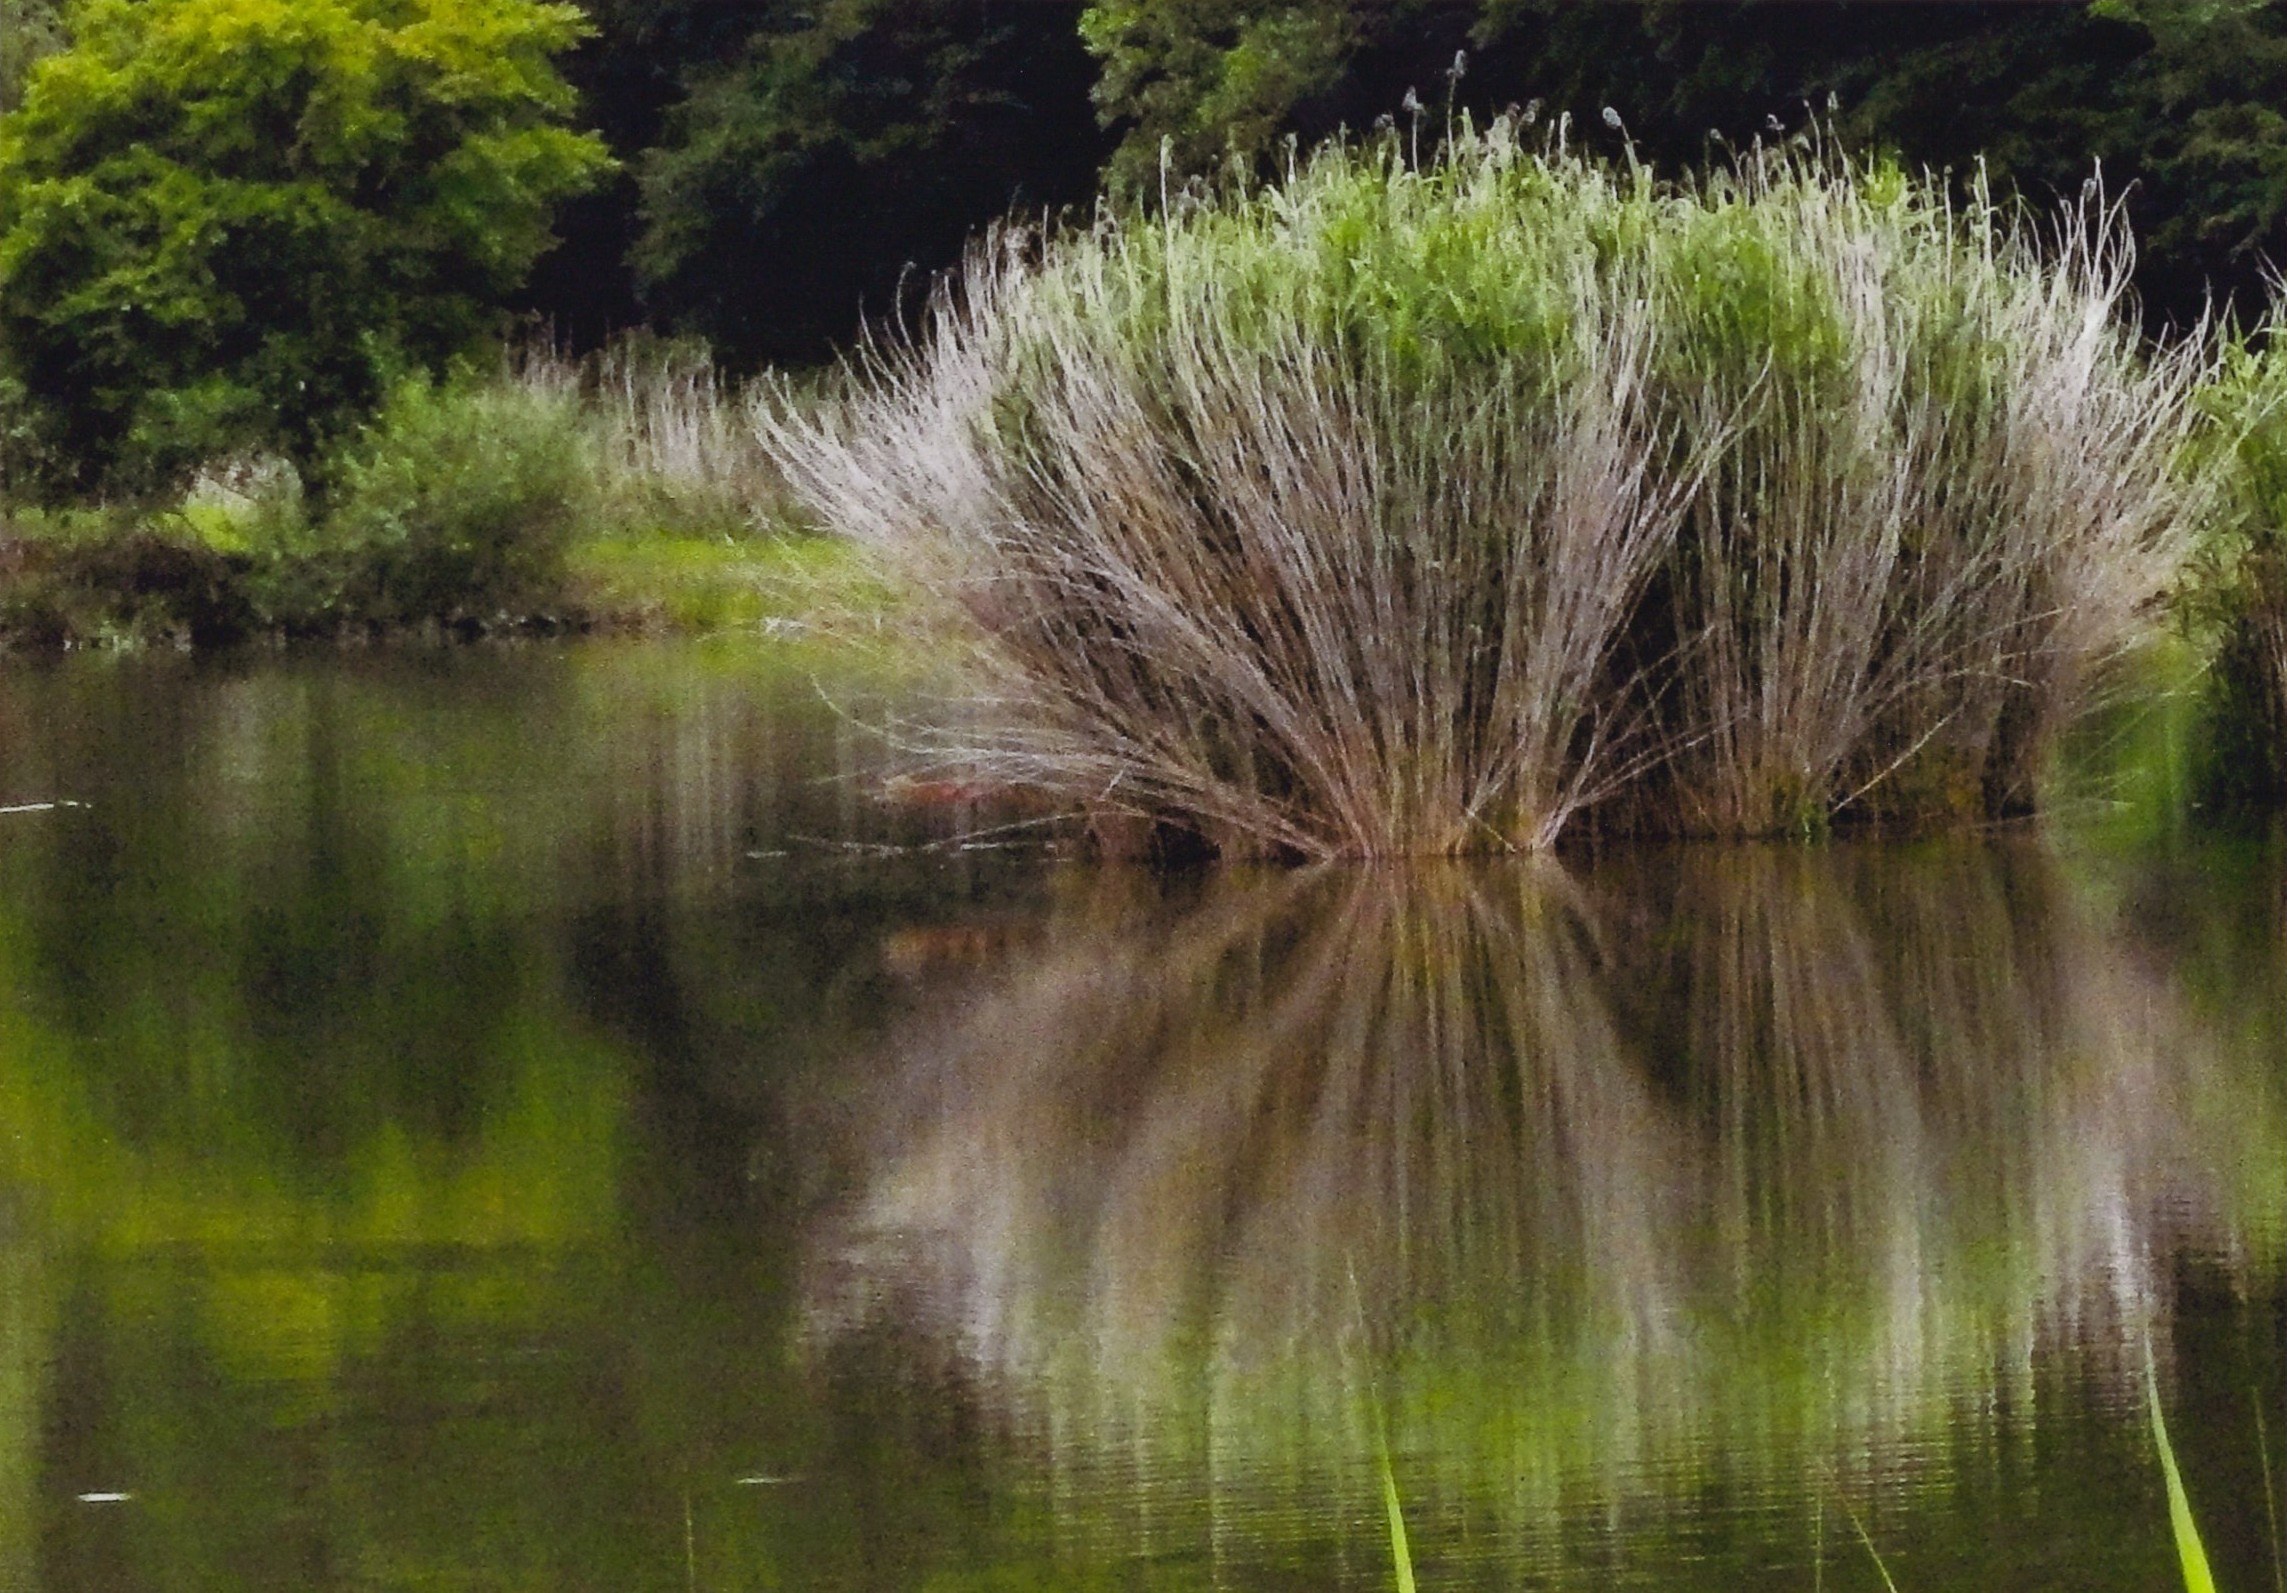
[562,527,895,635]
[1837,1492,1904,1593]
[1375,1435,1417,1593]
[2148,1348,2221,1593]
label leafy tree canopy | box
[1080,0,1369,193]
[0,0,612,489]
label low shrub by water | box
[0,342,840,645]
[762,122,2223,856]
[0,509,252,647]
[311,371,594,629]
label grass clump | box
[577,337,791,541]
[762,121,2220,857]
[2186,327,2287,810]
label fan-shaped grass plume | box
[759,122,2220,857]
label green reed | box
[2148,1347,2220,1593]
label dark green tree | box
[1080,0,1373,193]
[0,0,613,490]
[509,0,778,348]
[627,0,1105,368]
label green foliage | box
[1083,2,2287,330]
[0,364,47,498]
[1832,0,2287,325]
[0,343,879,647]
[0,505,253,646]
[2184,324,2287,808]
[0,377,609,647]
[310,371,594,629]
[0,0,612,491]
[1080,0,1367,194]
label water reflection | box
[0,644,2281,1589]
[0,645,964,1590]
[815,847,2287,1585]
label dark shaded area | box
[521,0,1110,367]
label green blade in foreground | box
[2148,1346,2220,1593]
[1377,1441,1417,1593]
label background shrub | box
[310,373,595,631]
[2186,333,2287,809]
[0,508,253,647]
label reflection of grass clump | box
[766,123,2218,855]
[815,848,2287,1562]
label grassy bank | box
[0,341,892,649]
[763,122,2228,856]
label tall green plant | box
[2188,326,2287,808]
[2147,1347,2221,1593]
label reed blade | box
[2147,1348,2220,1593]
[1837,1492,1902,1593]
[1376,1441,1417,1593]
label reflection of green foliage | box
[0,641,923,1589]
[0,888,629,1256]
[0,820,644,1583]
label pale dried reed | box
[512,337,794,535]
[1646,159,2216,834]
[761,126,2219,854]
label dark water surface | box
[0,640,2282,1591]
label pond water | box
[0,639,2281,1591]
